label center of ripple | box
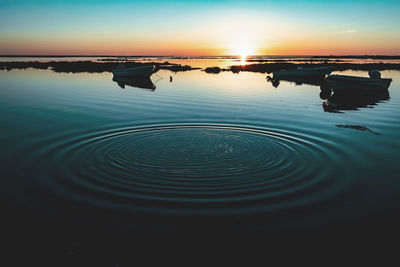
[95,127,293,180]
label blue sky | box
[1,0,399,55]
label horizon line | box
[1,54,400,58]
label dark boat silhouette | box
[273,66,333,80]
[326,70,392,93]
[267,75,329,88]
[280,76,327,86]
[112,64,155,77]
[112,76,156,91]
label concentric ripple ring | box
[10,124,350,215]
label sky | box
[0,0,399,56]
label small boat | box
[112,64,155,77]
[272,76,328,87]
[326,70,392,92]
[273,66,333,80]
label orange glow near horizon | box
[1,23,399,56]
[1,39,399,56]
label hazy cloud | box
[333,24,352,28]
[340,30,357,33]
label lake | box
[1,66,400,255]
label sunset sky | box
[1,0,399,56]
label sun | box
[231,42,254,64]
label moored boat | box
[273,66,333,80]
[326,73,392,92]
[112,64,155,77]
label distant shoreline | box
[0,61,198,73]
[1,60,400,74]
[1,55,400,60]
[205,62,400,74]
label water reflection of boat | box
[326,72,392,93]
[273,67,333,80]
[266,76,280,87]
[112,76,156,90]
[319,86,332,100]
[323,90,390,112]
[112,64,155,77]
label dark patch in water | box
[336,124,380,135]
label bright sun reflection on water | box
[232,42,253,64]
[240,54,247,63]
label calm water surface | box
[1,68,400,241]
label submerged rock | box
[335,125,380,135]
[204,67,221,74]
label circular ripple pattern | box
[17,125,347,215]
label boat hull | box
[112,65,155,77]
[327,75,392,92]
[273,67,333,80]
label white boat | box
[326,74,392,92]
[273,66,333,79]
[112,64,155,77]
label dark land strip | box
[0,61,198,73]
[1,60,400,74]
[205,62,400,74]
